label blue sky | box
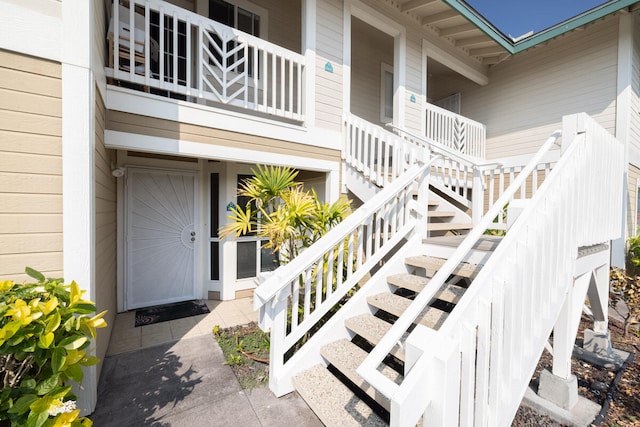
[465,0,607,38]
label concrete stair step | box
[427,222,473,231]
[423,235,503,252]
[428,200,439,207]
[345,313,406,362]
[427,210,456,218]
[405,255,481,279]
[293,364,387,427]
[367,292,448,329]
[321,339,401,412]
[387,273,466,304]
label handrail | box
[356,130,562,398]
[253,156,440,313]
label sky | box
[465,0,608,38]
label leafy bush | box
[626,234,640,275]
[0,268,107,427]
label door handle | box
[191,231,196,242]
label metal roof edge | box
[512,0,640,53]
[442,0,640,55]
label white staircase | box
[254,113,624,426]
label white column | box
[613,12,633,267]
[62,0,96,414]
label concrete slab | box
[521,387,600,427]
[91,334,321,426]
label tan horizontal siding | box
[106,111,341,162]
[94,86,117,371]
[0,49,62,279]
[628,163,640,237]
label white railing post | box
[471,167,484,226]
[267,286,291,394]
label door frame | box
[123,166,200,310]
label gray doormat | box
[135,301,210,327]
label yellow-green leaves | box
[0,268,107,426]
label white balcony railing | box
[106,0,305,122]
[425,102,486,159]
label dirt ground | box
[512,316,639,426]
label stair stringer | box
[344,164,383,202]
[271,233,424,397]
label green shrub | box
[0,268,107,427]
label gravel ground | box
[512,316,639,427]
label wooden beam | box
[469,45,507,57]
[455,35,491,48]
[439,23,476,37]
[483,54,510,65]
[421,10,458,26]
[401,0,437,13]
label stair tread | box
[405,255,481,278]
[367,292,448,329]
[345,313,406,362]
[293,364,387,427]
[423,235,503,252]
[427,210,456,218]
[427,222,473,231]
[321,339,401,411]
[387,273,466,303]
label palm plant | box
[219,165,352,263]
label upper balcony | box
[106,0,305,123]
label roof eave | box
[441,0,640,56]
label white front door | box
[125,168,197,309]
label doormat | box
[135,300,210,327]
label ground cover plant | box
[213,323,269,390]
[0,268,107,427]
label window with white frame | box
[380,63,394,123]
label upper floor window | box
[209,0,264,38]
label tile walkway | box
[107,298,259,356]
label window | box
[380,63,394,123]
[209,0,262,38]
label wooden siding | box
[94,87,117,371]
[461,16,619,159]
[106,110,341,162]
[350,17,393,126]
[0,49,62,282]
[316,0,344,133]
[252,0,301,54]
[628,163,640,237]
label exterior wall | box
[253,0,301,53]
[315,0,345,133]
[350,17,393,126]
[105,110,341,162]
[461,16,619,159]
[94,87,117,375]
[0,49,63,282]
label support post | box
[471,168,484,226]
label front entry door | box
[125,168,197,309]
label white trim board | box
[0,0,62,62]
[105,130,341,173]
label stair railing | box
[388,123,558,229]
[425,102,486,159]
[254,154,441,396]
[357,113,624,426]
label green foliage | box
[219,165,352,263]
[213,324,269,389]
[0,268,107,427]
[626,234,640,275]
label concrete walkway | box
[91,300,322,426]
